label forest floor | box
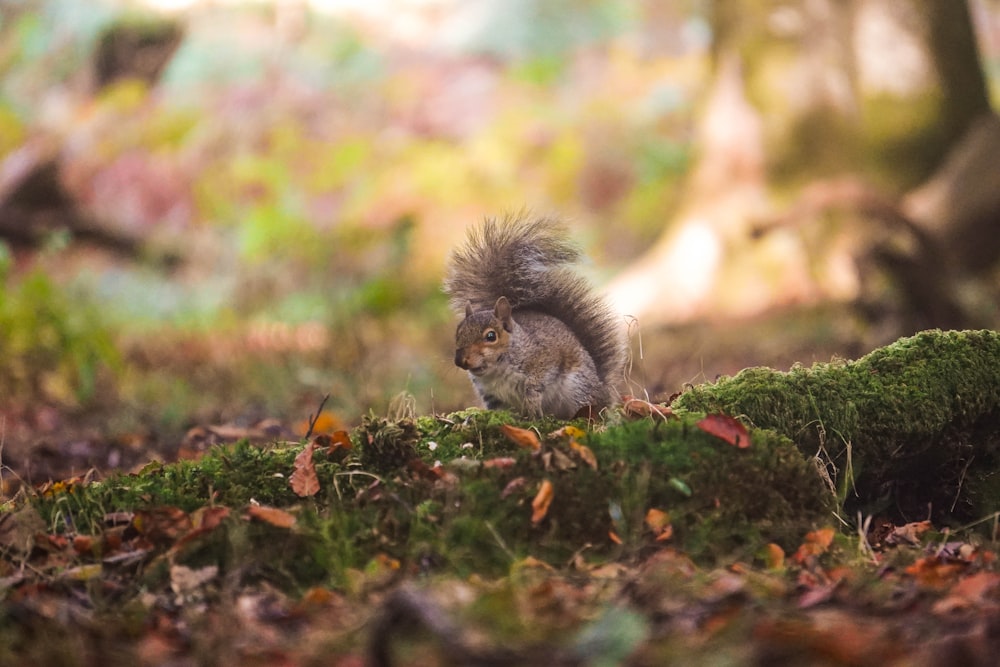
[3,315,998,667]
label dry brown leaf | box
[133,507,193,545]
[246,505,297,529]
[543,447,576,472]
[697,413,751,448]
[190,506,230,531]
[622,396,674,420]
[501,476,528,499]
[290,443,321,497]
[884,520,933,546]
[501,424,541,450]
[531,479,554,524]
[569,438,598,470]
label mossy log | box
[673,329,1000,522]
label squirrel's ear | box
[494,297,514,331]
[465,302,474,318]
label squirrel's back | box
[444,213,627,414]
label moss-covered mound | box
[673,329,1000,521]
[26,409,831,593]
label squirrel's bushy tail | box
[444,212,626,388]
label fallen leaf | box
[905,555,966,590]
[483,457,517,469]
[622,396,674,420]
[63,564,103,581]
[798,577,843,608]
[542,447,576,472]
[290,443,321,497]
[325,429,353,454]
[296,410,344,437]
[654,525,674,542]
[549,425,587,440]
[932,571,1000,614]
[697,414,751,448]
[171,506,232,554]
[609,530,623,545]
[531,479,554,524]
[191,506,231,531]
[792,527,836,564]
[668,477,692,497]
[247,505,297,529]
[501,476,528,499]
[764,543,786,570]
[170,564,219,604]
[569,438,598,469]
[645,508,672,541]
[884,520,933,546]
[501,424,541,450]
[72,535,94,556]
[133,507,193,545]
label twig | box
[303,393,330,440]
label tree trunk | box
[610,0,993,335]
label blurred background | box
[1,0,999,481]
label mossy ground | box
[674,329,1000,522]
[24,407,832,588]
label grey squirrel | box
[443,213,627,418]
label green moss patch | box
[673,329,1000,521]
[22,408,830,599]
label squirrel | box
[443,213,627,419]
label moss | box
[673,329,1000,521]
[23,404,833,594]
[35,440,348,534]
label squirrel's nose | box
[454,350,468,369]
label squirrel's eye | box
[484,330,498,343]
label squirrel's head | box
[453,297,514,374]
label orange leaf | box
[531,479,554,524]
[569,438,598,470]
[645,508,674,542]
[290,443,321,497]
[697,414,751,448]
[296,411,344,437]
[792,527,836,563]
[764,543,786,569]
[645,508,670,533]
[247,505,297,529]
[327,429,353,452]
[608,530,623,545]
[502,424,541,450]
[654,525,674,542]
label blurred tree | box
[611,0,996,340]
